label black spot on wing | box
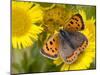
[55,48,57,50]
[72,17,78,21]
[53,39,55,42]
[78,24,80,26]
[46,43,49,50]
[50,48,52,49]
[52,50,55,52]
[46,46,49,51]
[70,21,73,24]
[50,48,55,52]
[74,18,78,21]
[50,41,53,45]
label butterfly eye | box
[60,30,66,36]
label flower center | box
[12,6,32,37]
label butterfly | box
[41,14,88,64]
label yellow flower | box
[53,10,95,71]
[43,5,72,33]
[12,1,43,49]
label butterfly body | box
[41,14,88,64]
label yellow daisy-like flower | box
[53,10,95,71]
[12,1,43,49]
[43,5,72,33]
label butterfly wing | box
[64,14,84,32]
[41,33,59,59]
[59,30,88,64]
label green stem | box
[40,61,47,72]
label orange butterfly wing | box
[41,33,59,59]
[64,14,84,32]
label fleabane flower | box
[12,1,43,49]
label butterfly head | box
[59,30,75,49]
[59,30,69,39]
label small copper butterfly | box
[41,14,88,64]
